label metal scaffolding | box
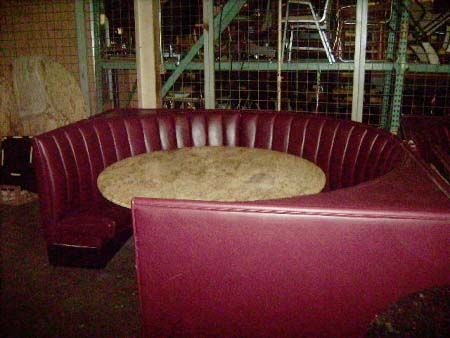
[82,0,450,131]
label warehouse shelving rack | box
[83,0,450,133]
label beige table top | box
[97,146,326,208]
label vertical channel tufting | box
[124,117,146,156]
[67,126,93,208]
[328,123,348,190]
[41,137,67,222]
[79,123,107,204]
[240,113,258,148]
[62,129,81,209]
[175,114,193,148]
[323,121,341,191]
[224,113,240,146]
[272,114,293,153]
[53,133,75,214]
[287,117,309,157]
[336,125,355,190]
[367,138,389,181]
[140,116,162,152]
[346,129,368,187]
[33,109,423,258]
[157,115,177,150]
[190,113,206,147]
[253,113,275,150]
[376,141,397,178]
[207,113,223,146]
[108,118,132,161]
[313,119,326,165]
[93,120,117,168]
[299,118,310,158]
[354,131,378,185]
[338,126,362,187]
[302,118,323,163]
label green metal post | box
[162,61,395,72]
[380,0,399,129]
[162,0,247,97]
[91,0,103,113]
[389,0,409,133]
[75,0,91,115]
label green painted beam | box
[75,0,91,115]
[100,59,137,69]
[99,56,450,74]
[100,57,450,74]
[390,0,410,134]
[98,56,420,73]
[381,0,399,129]
[162,61,394,72]
[161,0,247,96]
[92,0,103,113]
[407,64,450,73]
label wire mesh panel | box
[211,0,354,119]
[92,0,450,124]
[93,0,138,111]
[402,72,450,115]
[160,0,205,109]
[362,71,390,125]
[100,68,138,110]
[4,0,448,128]
[212,0,275,110]
[399,0,450,117]
[101,0,135,58]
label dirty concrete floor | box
[1,202,140,338]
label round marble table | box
[97,146,326,208]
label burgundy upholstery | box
[400,115,450,181]
[133,199,450,338]
[33,109,449,269]
[123,111,449,337]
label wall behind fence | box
[0,1,79,81]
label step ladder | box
[282,0,335,63]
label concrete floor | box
[1,202,140,338]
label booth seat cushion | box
[32,109,443,268]
[56,202,130,244]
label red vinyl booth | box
[126,110,450,338]
[33,109,449,334]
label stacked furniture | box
[33,109,450,336]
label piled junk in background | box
[0,56,87,138]
[0,56,88,201]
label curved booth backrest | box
[237,113,405,190]
[33,110,406,231]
